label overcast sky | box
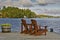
[0,0,60,6]
[0,0,60,16]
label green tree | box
[0,7,36,18]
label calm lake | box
[0,18,60,34]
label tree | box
[3,6,6,9]
[0,7,36,18]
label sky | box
[0,0,60,16]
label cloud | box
[45,0,60,3]
[20,0,32,4]
[36,0,46,3]
[0,0,60,16]
[0,0,60,7]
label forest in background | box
[0,6,36,18]
[0,6,60,18]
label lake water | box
[0,18,60,34]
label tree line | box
[0,6,58,18]
[0,6,37,18]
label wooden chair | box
[31,19,48,36]
[20,19,29,34]
[20,19,32,34]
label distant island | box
[0,6,36,18]
[0,6,60,18]
[37,14,60,18]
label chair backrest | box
[31,19,38,31]
[21,19,26,25]
[21,19,28,30]
[31,19,37,25]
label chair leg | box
[29,25,34,35]
[23,30,28,34]
[45,32,46,35]
[20,23,23,33]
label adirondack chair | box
[20,19,29,34]
[20,19,32,34]
[31,19,48,36]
